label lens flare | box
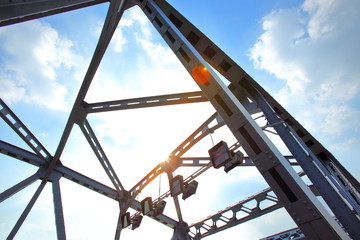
[191,66,211,85]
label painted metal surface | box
[0,0,359,239]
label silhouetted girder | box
[0,140,178,229]
[129,113,223,201]
[46,1,134,212]
[189,187,281,240]
[153,0,359,194]
[0,99,52,162]
[136,0,351,239]
[0,169,40,203]
[1,0,358,239]
[239,78,360,238]
[0,0,135,27]
[52,0,132,166]
[52,176,66,240]
[149,1,359,239]
[188,171,320,240]
[178,156,298,167]
[260,227,305,240]
[80,119,124,193]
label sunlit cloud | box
[249,0,360,147]
[0,20,86,110]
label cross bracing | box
[0,0,359,240]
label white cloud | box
[0,20,86,110]
[329,137,357,153]
[249,0,360,143]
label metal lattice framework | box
[1,0,360,239]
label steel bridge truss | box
[0,0,359,239]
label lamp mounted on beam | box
[170,175,184,197]
[209,141,243,173]
[182,180,198,200]
[141,197,153,215]
[153,200,167,216]
[121,212,131,229]
[131,214,143,230]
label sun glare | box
[191,65,211,85]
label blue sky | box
[1,0,359,239]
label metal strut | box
[135,0,353,239]
[1,0,359,239]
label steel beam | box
[52,179,67,240]
[85,91,208,113]
[130,112,223,200]
[0,140,178,228]
[137,1,350,239]
[7,182,46,240]
[150,2,359,238]
[0,0,129,27]
[0,140,47,167]
[260,227,305,240]
[178,156,298,167]
[187,171,314,240]
[189,187,281,239]
[153,0,359,194]
[80,119,124,193]
[240,78,360,239]
[0,99,51,162]
[0,171,40,203]
[165,112,224,172]
[50,0,132,171]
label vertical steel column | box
[52,179,67,240]
[171,223,192,240]
[114,211,123,240]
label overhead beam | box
[85,91,208,113]
[178,156,298,167]
[0,0,132,27]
